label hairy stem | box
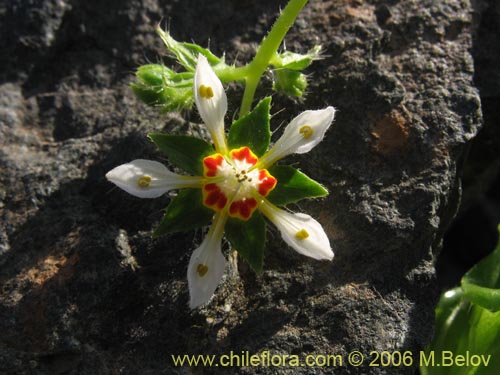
[239,0,308,117]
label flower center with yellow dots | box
[202,147,277,220]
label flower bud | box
[131,64,194,112]
[272,69,308,97]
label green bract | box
[270,46,322,71]
[227,97,271,157]
[153,189,213,238]
[225,213,267,273]
[421,226,500,375]
[157,27,223,72]
[148,134,214,176]
[267,165,328,205]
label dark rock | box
[438,0,500,289]
[0,0,488,374]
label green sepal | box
[153,188,213,238]
[266,165,328,205]
[227,97,271,157]
[157,27,222,72]
[461,225,500,312]
[225,212,266,274]
[148,134,214,176]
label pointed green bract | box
[157,27,222,72]
[227,97,271,157]
[225,212,266,273]
[148,134,214,176]
[270,46,322,71]
[266,165,328,205]
[153,189,213,238]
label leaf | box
[157,27,221,71]
[153,188,213,237]
[148,134,214,176]
[462,225,500,312]
[227,97,271,157]
[266,165,328,205]
[461,283,500,312]
[421,227,500,375]
[422,289,500,375]
[225,212,266,273]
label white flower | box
[187,213,227,308]
[105,159,202,198]
[259,199,333,261]
[193,54,228,153]
[258,107,335,168]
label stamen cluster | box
[202,147,276,220]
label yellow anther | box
[197,263,209,277]
[199,84,214,99]
[299,125,313,139]
[295,229,310,240]
[137,175,152,188]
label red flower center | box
[202,147,277,220]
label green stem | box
[239,0,308,117]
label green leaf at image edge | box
[266,165,328,206]
[225,212,266,274]
[148,134,214,176]
[227,97,271,157]
[153,188,213,238]
[462,224,500,312]
[421,226,500,375]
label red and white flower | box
[106,55,336,308]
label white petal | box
[260,200,333,261]
[194,54,228,153]
[187,213,227,308]
[106,159,201,198]
[259,107,335,167]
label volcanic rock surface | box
[0,0,491,374]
